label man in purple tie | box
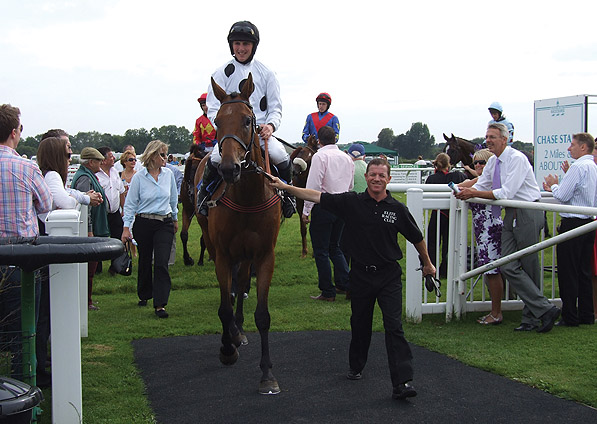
[456,123,561,333]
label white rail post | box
[45,208,84,424]
[79,205,88,337]
[445,196,457,321]
[454,199,469,319]
[406,188,424,322]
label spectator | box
[304,126,354,301]
[96,146,126,276]
[0,104,52,379]
[269,157,435,400]
[456,123,561,333]
[414,155,427,166]
[488,102,514,145]
[72,147,109,310]
[200,20,295,218]
[122,140,178,318]
[35,134,103,386]
[348,143,367,193]
[114,144,142,173]
[458,149,504,325]
[193,93,217,152]
[425,152,466,277]
[302,92,340,143]
[119,150,138,258]
[543,132,597,326]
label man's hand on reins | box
[258,124,274,141]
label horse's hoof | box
[232,333,247,347]
[197,261,204,266]
[259,379,280,395]
[219,348,239,366]
[184,258,194,266]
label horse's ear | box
[241,73,255,100]
[308,134,318,149]
[443,133,449,142]
[211,77,227,103]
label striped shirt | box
[0,144,52,237]
[550,154,597,219]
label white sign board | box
[534,95,586,187]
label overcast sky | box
[3,0,597,152]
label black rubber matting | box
[132,331,597,423]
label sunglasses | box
[473,160,487,166]
[127,158,137,162]
[159,152,167,158]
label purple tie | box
[491,159,501,217]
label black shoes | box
[555,319,578,327]
[392,382,417,399]
[537,307,561,333]
[514,323,538,332]
[138,300,147,307]
[155,308,168,318]
[347,370,362,380]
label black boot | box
[197,159,218,216]
[277,160,296,218]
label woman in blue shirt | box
[122,140,178,318]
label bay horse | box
[442,133,478,168]
[180,144,208,266]
[289,134,318,258]
[197,73,282,395]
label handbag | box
[112,241,133,276]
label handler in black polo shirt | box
[269,157,435,400]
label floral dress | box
[470,203,503,274]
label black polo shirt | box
[320,190,423,266]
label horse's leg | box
[198,235,206,266]
[234,261,251,346]
[181,209,194,266]
[297,198,308,258]
[254,254,280,395]
[216,257,242,365]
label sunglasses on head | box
[473,160,487,166]
[127,158,137,162]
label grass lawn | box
[37,206,597,423]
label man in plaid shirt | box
[0,104,52,378]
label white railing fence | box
[391,184,597,323]
[44,204,88,424]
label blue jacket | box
[302,111,340,142]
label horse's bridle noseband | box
[217,99,258,167]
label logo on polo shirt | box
[381,210,396,223]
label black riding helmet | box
[227,21,260,63]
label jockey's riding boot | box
[277,160,296,218]
[197,159,218,216]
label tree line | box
[376,122,533,161]
[16,125,193,159]
[16,122,534,162]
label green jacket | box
[72,165,110,237]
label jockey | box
[488,102,515,145]
[199,20,295,218]
[192,93,216,152]
[302,92,340,143]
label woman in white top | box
[36,136,102,219]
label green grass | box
[37,206,596,423]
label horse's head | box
[290,135,318,180]
[443,133,474,167]
[212,73,258,183]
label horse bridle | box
[217,99,258,165]
[215,98,273,181]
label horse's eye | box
[243,116,252,127]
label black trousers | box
[133,216,175,309]
[427,210,449,277]
[556,218,595,325]
[348,263,413,388]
